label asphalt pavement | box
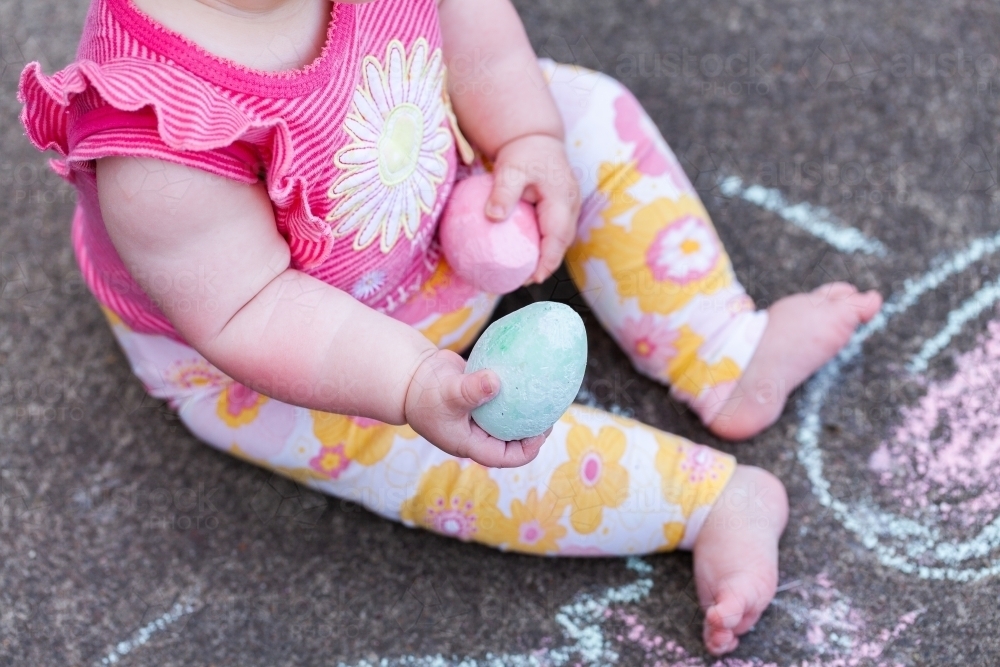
[4,0,1000,664]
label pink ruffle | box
[18,58,335,267]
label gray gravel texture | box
[4,0,1000,665]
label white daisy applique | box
[327,38,452,254]
[350,269,387,299]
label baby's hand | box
[485,134,581,284]
[404,349,549,467]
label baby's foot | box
[708,282,882,441]
[693,465,788,656]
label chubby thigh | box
[100,301,735,556]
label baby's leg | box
[99,280,787,655]
[541,61,882,440]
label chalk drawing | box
[717,176,889,256]
[575,386,634,419]
[97,597,198,665]
[796,229,1000,581]
[906,275,1000,373]
[872,319,1000,528]
[335,561,921,667]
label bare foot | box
[693,465,788,656]
[707,282,882,441]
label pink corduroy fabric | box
[19,0,458,342]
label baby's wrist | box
[400,345,439,426]
[494,130,564,155]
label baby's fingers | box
[486,163,528,221]
[465,424,551,468]
[532,190,578,283]
[451,369,500,413]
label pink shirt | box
[19,0,460,342]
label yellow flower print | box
[596,160,642,225]
[216,382,268,427]
[666,325,743,398]
[399,460,508,545]
[654,432,735,518]
[660,522,686,552]
[311,412,417,467]
[166,360,228,392]
[419,257,453,299]
[421,306,473,345]
[309,442,351,480]
[569,175,733,315]
[500,489,568,554]
[547,416,629,534]
[99,304,124,328]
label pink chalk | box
[438,173,540,295]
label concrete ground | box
[4,0,1000,664]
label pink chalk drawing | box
[794,230,1000,580]
[602,572,922,667]
[870,318,1000,529]
[339,561,923,667]
[768,573,923,667]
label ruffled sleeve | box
[19,58,265,182]
[18,58,337,268]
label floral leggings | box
[98,61,768,556]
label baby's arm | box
[96,156,547,467]
[439,0,580,283]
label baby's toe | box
[703,590,746,655]
[732,596,768,635]
[857,289,883,321]
[813,281,859,300]
[705,590,746,632]
[703,615,738,656]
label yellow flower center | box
[635,339,652,357]
[319,452,344,472]
[378,103,424,186]
[680,238,701,255]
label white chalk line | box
[907,273,1000,373]
[718,175,889,256]
[336,557,654,667]
[97,596,199,665]
[797,229,1000,581]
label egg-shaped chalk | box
[466,301,587,441]
[438,173,540,295]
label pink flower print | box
[167,360,228,392]
[612,92,693,194]
[224,382,261,418]
[518,520,545,546]
[308,442,351,480]
[645,215,720,284]
[613,93,670,177]
[215,380,268,428]
[579,452,604,487]
[426,496,478,539]
[619,314,679,376]
[349,415,384,429]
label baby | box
[19,0,881,655]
